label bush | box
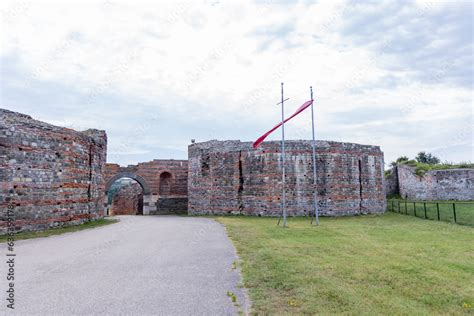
[390,153,473,178]
[398,160,474,177]
[457,161,474,169]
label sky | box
[1,0,473,167]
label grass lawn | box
[216,213,474,315]
[0,218,119,243]
[388,199,474,226]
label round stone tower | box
[188,140,386,216]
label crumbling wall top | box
[1,109,106,146]
[189,139,382,155]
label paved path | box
[0,216,249,315]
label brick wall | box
[397,165,474,200]
[385,167,399,196]
[104,159,188,214]
[188,140,386,216]
[0,109,107,234]
[109,182,143,215]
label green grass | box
[0,218,119,243]
[388,199,474,226]
[216,214,474,315]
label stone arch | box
[159,171,173,196]
[104,172,153,216]
[105,172,150,195]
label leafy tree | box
[390,156,409,167]
[415,152,440,165]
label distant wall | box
[188,140,386,216]
[0,109,107,234]
[397,165,474,201]
[110,182,143,215]
[104,160,188,215]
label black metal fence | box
[387,199,474,226]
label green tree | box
[415,152,440,165]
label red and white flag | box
[253,100,313,149]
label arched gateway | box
[104,160,189,215]
[105,172,151,215]
[105,172,151,195]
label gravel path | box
[0,216,249,315]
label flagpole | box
[279,82,287,227]
[310,86,319,225]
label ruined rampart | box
[396,165,474,200]
[188,140,386,216]
[0,109,107,234]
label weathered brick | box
[188,140,386,216]
[104,160,188,215]
[109,182,143,215]
[0,109,107,234]
[392,165,474,200]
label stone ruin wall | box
[0,109,107,234]
[1,108,390,235]
[396,165,474,201]
[110,182,143,215]
[385,168,399,197]
[105,160,188,215]
[188,140,386,216]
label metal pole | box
[281,82,287,227]
[453,203,456,223]
[309,86,319,225]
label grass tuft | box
[227,290,237,303]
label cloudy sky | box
[1,0,472,167]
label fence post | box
[405,200,407,214]
[392,200,394,212]
[398,201,400,213]
[453,203,456,223]
[424,202,427,219]
[436,203,440,221]
[414,202,416,217]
